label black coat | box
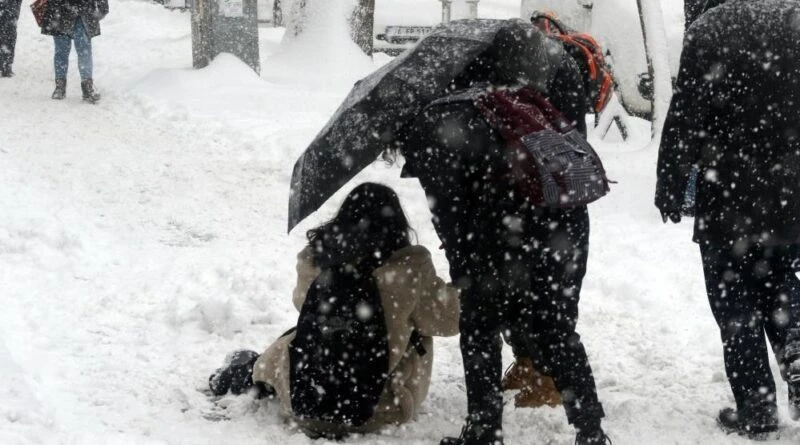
[656,0,800,248]
[399,50,589,280]
[41,0,108,38]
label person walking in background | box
[41,0,108,103]
[0,0,22,77]
[656,0,800,439]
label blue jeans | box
[53,18,92,80]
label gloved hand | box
[660,209,682,224]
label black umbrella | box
[287,18,564,232]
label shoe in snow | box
[52,79,66,100]
[502,357,535,391]
[575,427,612,445]
[81,79,101,104]
[514,369,561,408]
[208,349,260,396]
[716,407,779,440]
[440,420,503,445]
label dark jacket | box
[41,0,108,38]
[656,0,800,248]
[400,48,589,280]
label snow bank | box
[264,0,374,88]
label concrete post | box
[191,0,261,73]
[440,0,452,24]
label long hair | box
[306,183,413,268]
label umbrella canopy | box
[287,18,564,232]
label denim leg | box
[53,34,72,79]
[72,19,93,80]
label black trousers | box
[0,0,22,73]
[700,243,800,416]
[456,206,604,429]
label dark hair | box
[306,183,413,268]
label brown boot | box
[514,369,562,408]
[502,357,535,391]
[81,79,101,104]
[52,79,66,100]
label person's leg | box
[51,32,71,99]
[522,207,605,436]
[700,244,778,426]
[459,273,505,432]
[440,259,506,445]
[53,34,71,80]
[753,247,800,377]
[72,18,92,81]
[757,245,800,420]
[0,0,22,75]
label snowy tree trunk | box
[350,0,375,56]
[636,0,672,141]
[191,0,213,69]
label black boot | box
[575,420,611,445]
[81,79,101,104]
[208,350,261,396]
[0,67,13,78]
[440,419,503,445]
[716,407,779,440]
[52,79,66,100]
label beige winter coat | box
[252,244,460,434]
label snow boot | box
[575,420,611,445]
[208,349,261,396]
[81,79,101,104]
[440,419,503,445]
[52,79,66,100]
[502,357,535,391]
[1,68,13,78]
[716,407,779,440]
[514,370,561,408]
[575,431,612,445]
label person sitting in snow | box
[208,182,461,439]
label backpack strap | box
[531,10,615,113]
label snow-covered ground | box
[1,1,799,444]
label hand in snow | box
[660,209,681,224]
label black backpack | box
[288,261,390,426]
